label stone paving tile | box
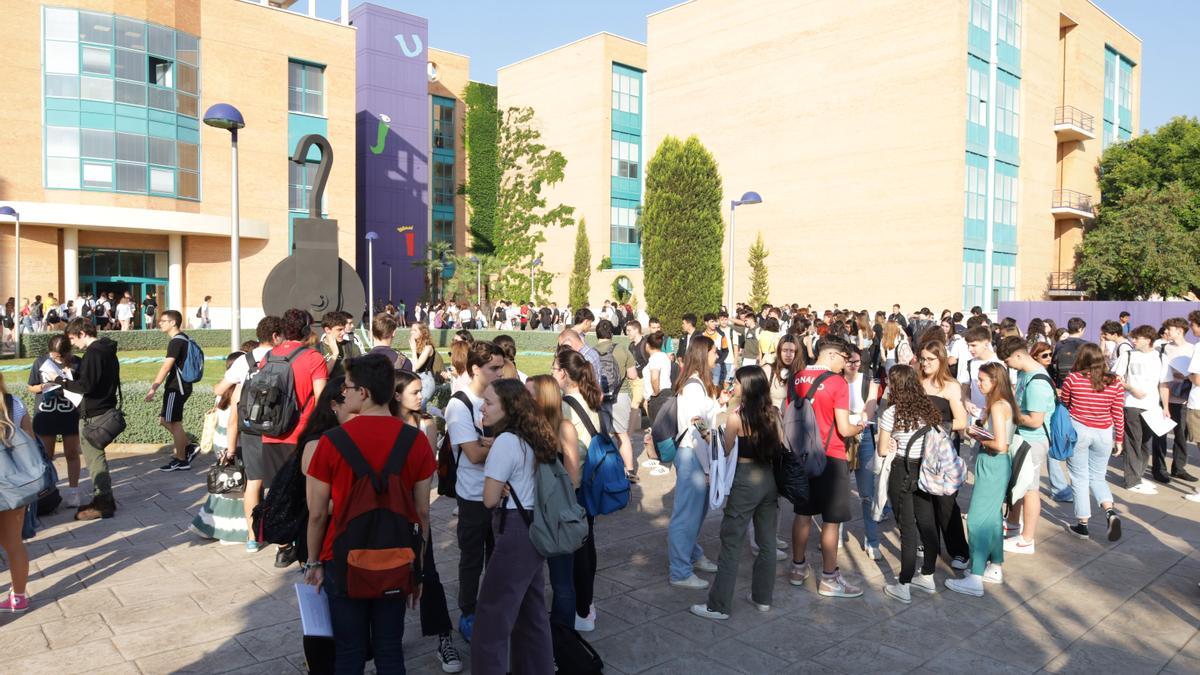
[1041,633,1170,674]
[40,611,116,649]
[102,595,207,635]
[13,637,128,673]
[135,636,258,674]
[700,636,789,674]
[590,622,706,673]
[922,646,1031,674]
[0,622,51,658]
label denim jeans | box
[1067,420,1115,521]
[1047,458,1070,496]
[546,553,575,627]
[853,429,880,548]
[323,565,408,674]
[667,438,709,581]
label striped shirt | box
[1060,371,1125,443]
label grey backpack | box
[0,427,52,512]
[509,458,588,558]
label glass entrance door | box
[80,247,168,329]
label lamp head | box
[203,103,245,131]
[365,231,379,241]
[0,206,18,219]
[532,257,543,267]
[469,256,480,264]
[733,191,762,207]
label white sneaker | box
[945,574,985,597]
[1129,481,1159,495]
[574,607,596,632]
[689,604,729,620]
[62,487,79,508]
[746,596,770,612]
[1186,492,1200,503]
[982,563,1003,584]
[775,537,788,550]
[864,543,882,561]
[641,459,661,469]
[910,573,937,594]
[1004,536,1036,555]
[950,556,970,571]
[670,574,710,590]
[693,556,718,573]
[1002,521,1021,538]
[818,570,863,598]
[452,506,459,517]
[884,582,912,604]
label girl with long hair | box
[879,365,945,604]
[916,340,971,570]
[1060,342,1124,542]
[0,373,32,611]
[409,322,437,404]
[947,362,1015,597]
[668,335,726,590]
[526,373,582,630]
[1026,318,1048,348]
[691,366,781,620]
[393,370,438,447]
[473,379,556,674]
[762,334,800,410]
[552,347,605,632]
[190,352,255,545]
[27,334,82,507]
[449,340,471,394]
[882,320,913,370]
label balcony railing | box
[1054,105,1096,142]
[1047,272,1086,297]
[1052,189,1094,219]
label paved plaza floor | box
[2,445,1200,674]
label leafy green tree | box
[463,82,499,253]
[1075,183,1200,299]
[569,219,590,309]
[747,231,770,309]
[411,241,455,301]
[642,136,724,335]
[492,106,575,302]
[1098,116,1200,225]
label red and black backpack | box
[325,424,423,599]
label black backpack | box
[597,344,624,404]
[252,449,306,545]
[436,392,477,498]
[238,345,312,437]
[552,623,603,675]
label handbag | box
[199,408,220,454]
[0,428,52,511]
[207,458,246,495]
[81,373,126,450]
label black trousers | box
[573,516,596,618]
[456,498,495,616]
[420,529,452,637]
[1152,402,1190,476]
[933,492,970,561]
[887,458,939,584]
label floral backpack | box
[917,425,966,496]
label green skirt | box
[190,493,249,544]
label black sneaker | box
[1151,472,1172,485]
[1171,470,1198,483]
[175,457,193,471]
[185,443,200,463]
[1106,512,1122,542]
[436,634,463,673]
[1068,522,1089,539]
[159,458,184,472]
[274,545,298,569]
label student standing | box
[0,400,31,612]
[763,334,800,411]
[691,366,781,620]
[998,337,1055,555]
[946,363,1014,597]
[62,318,121,520]
[1060,343,1125,541]
[147,310,198,471]
[189,352,253,545]
[471,379,557,675]
[880,365,944,604]
[1115,325,1167,492]
[916,340,971,569]
[27,335,82,507]
[844,345,881,560]
[447,340,506,643]
[1157,317,1197,482]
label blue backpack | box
[1030,373,1077,461]
[174,333,206,384]
[565,398,630,517]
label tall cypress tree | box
[747,231,770,309]
[642,136,724,336]
[569,219,591,309]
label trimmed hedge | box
[9,382,212,444]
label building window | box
[996,0,1020,49]
[611,201,640,244]
[995,76,1019,139]
[433,217,454,245]
[433,97,454,149]
[611,135,640,179]
[148,56,173,87]
[433,158,455,207]
[970,0,990,31]
[963,153,988,244]
[612,70,640,114]
[993,162,1018,248]
[289,160,320,212]
[288,60,325,115]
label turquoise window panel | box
[610,242,641,269]
[966,56,989,154]
[962,248,986,311]
[148,120,175,139]
[432,95,454,151]
[148,109,174,125]
[47,98,81,112]
[612,110,641,136]
[79,112,114,129]
[611,176,640,202]
[1118,127,1131,142]
[968,0,990,59]
[288,59,325,116]
[114,115,145,134]
[611,63,643,136]
[995,71,1020,165]
[992,252,1016,303]
[80,100,114,115]
[963,152,987,249]
[177,115,199,131]
[46,109,81,127]
[996,0,1021,76]
[177,126,199,144]
[114,103,147,120]
[1103,48,1116,121]
[1118,57,1134,134]
[610,197,640,268]
[288,112,328,161]
[432,147,454,163]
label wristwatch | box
[301,561,322,571]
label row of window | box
[994,77,1020,138]
[611,203,639,244]
[611,137,640,180]
[432,159,455,208]
[970,0,991,32]
[47,158,195,199]
[288,60,325,116]
[47,128,196,168]
[433,99,454,149]
[962,252,1016,309]
[45,8,197,63]
[966,59,988,128]
[612,71,641,115]
[996,0,1021,49]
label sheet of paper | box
[295,583,334,637]
[1141,408,1177,438]
[61,388,83,407]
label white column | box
[168,233,183,312]
[308,0,316,17]
[62,227,79,300]
[341,0,349,24]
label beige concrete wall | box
[647,0,967,311]
[429,48,471,255]
[498,34,647,307]
[0,0,355,314]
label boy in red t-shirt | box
[789,335,867,599]
[304,352,435,673]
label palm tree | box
[411,241,456,302]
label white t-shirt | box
[1116,348,1163,410]
[957,354,1004,413]
[643,351,673,399]
[1188,346,1200,411]
[459,308,472,324]
[947,335,971,369]
[484,432,536,510]
[446,389,486,500]
[223,345,273,384]
[116,302,133,321]
[1159,341,1196,405]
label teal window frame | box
[288,59,325,116]
[610,199,641,268]
[994,71,1020,165]
[432,216,454,246]
[963,152,988,249]
[966,56,989,154]
[611,63,643,135]
[432,156,455,209]
[968,0,991,59]
[996,0,1021,75]
[992,161,1018,254]
[611,131,641,200]
[962,248,986,311]
[992,252,1016,305]
[42,6,200,201]
[1103,46,1134,148]
[433,95,454,150]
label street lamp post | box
[530,257,542,303]
[727,191,763,311]
[469,255,481,305]
[365,231,379,320]
[380,260,393,303]
[0,207,20,357]
[203,104,245,353]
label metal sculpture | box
[261,134,366,322]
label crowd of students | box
[2,300,1198,675]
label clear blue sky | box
[316,0,1197,133]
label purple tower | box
[352,3,429,311]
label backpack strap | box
[1026,372,1056,441]
[564,396,601,441]
[902,424,936,476]
[243,351,258,375]
[802,371,836,404]
[324,426,385,492]
[381,423,418,480]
